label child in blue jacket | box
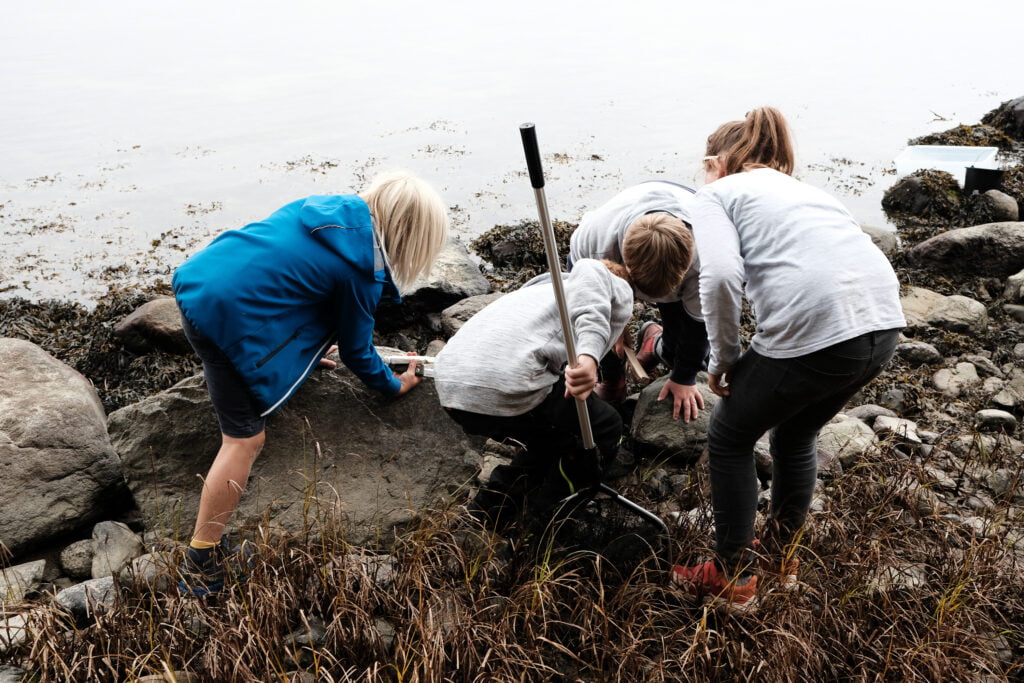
[172,170,449,596]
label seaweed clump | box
[910,123,1016,151]
[881,169,963,245]
[470,219,577,292]
[0,284,200,413]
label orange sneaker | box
[635,322,664,374]
[670,560,758,613]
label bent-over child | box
[433,258,634,530]
[172,170,449,596]
[568,181,706,422]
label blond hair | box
[621,213,693,298]
[361,170,449,290]
[705,106,795,178]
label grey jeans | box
[707,328,900,571]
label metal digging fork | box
[518,123,669,547]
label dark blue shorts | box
[180,312,266,438]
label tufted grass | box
[1,436,1022,682]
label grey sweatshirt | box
[434,258,634,416]
[691,168,906,375]
[568,181,703,319]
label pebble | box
[976,409,1018,432]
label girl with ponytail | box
[671,107,906,611]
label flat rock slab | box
[109,348,481,546]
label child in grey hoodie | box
[434,258,633,529]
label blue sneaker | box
[177,537,253,597]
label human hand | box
[657,379,706,421]
[708,370,732,397]
[318,345,339,369]
[394,352,421,396]
[564,354,599,401]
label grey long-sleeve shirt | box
[691,168,906,375]
[434,259,633,416]
[568,181,703,319]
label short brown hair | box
[621,213,693,299]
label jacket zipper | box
[256,329,301,368]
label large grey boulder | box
[376,237,491,331]
[440,292,504,337]
[900,286,988,335]
[108,348,480,546]
[905,222,1024,278]
[113,296,191,354]
[0,339,127,558]
[630,378,719,460]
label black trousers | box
[447,377,622,503]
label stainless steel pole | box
[519,123,595,450]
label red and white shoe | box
[635,322,663,374]
[670,560,758,613]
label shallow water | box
[1,0,1021,304]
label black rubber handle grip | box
[519,123,545,189]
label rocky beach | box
[0,97,1023,681]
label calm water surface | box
[2,0,1021,303]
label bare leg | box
[191,431,266,543]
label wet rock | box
[865,563,928,595]
[0,615,32,656]
[818,414,877,468]
[904,222,1024,279]
[879,388,909,414]
[844,404,898,426]
[895,341,942,366]
[933,363,981,397]
[861,224,899,255]
[54,576,116,623]
[0,339,129,558]
[109,347,480,546]
[119,551,175,592]
[1004,304,1024,323]
[947,434,1024,460]
[922,464,958,492]
[425,339,446,357]
[59,539,95,580]
[872,416,923,451]
[980,95,1024,139]
[376,237,491,331]
[975,409,1018,433]
[630,378,719,461]
[964,190,1019,224]
[881,171,961,230]
[113,296,191,354]
[440,292,504,337]
[91,521,144,579]
[283,615,328,668]
[962,354,1002,378]
[0,560,45,606]
[1004,268,1024,302]
[900,287,988,336]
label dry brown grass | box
[3,439,1022,682]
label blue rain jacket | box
[172,194,402,415]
